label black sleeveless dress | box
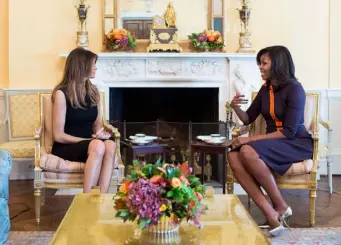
[51,89,98,163]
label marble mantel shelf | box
[59,52,256,59]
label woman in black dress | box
[51,48,116,193]
[229,46,313,236]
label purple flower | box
[197,34,208,42]
[126,179,164,226]
[115,35,129,48]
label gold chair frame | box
[227,92,319,227]
[33,92,124,224]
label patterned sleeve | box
[280,83,306,139]
[245,86,263,125]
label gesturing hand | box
[231,137,250,149]
[230,94,248,109]
[92,128,111,140]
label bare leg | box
[83,140,105,193]
[98,140,116,193]
[228,151,280,228]
[239,145,288,215]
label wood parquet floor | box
[8,176,341,231]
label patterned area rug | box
[4,231,54,245]
[267,227,341,245]
[3,228,341,244]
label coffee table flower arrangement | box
[113,160,208,232]
[103,28,136,51]
[188,30,224,52]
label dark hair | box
[52,48,99,108]
[256,45,297,89]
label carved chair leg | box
[227,165,234,194]
[309,189,317,227]
[41,188,46,206]
[34,188,42,225]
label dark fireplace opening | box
[110,87,219,122]
[109,87,225,186]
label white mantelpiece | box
[60,52,260,121]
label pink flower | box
[126,179,165,226]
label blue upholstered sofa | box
[0,150,11,244]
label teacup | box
[210,134,221,142]
[135,133,146,142]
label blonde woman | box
[52,48,116,193]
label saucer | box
[129,135,157,141]
[197,135,226,142]
[131,139,153,145]
[204,139,225,145]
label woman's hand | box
[92,128,111,140]
[231,137,250,149]
[230,94,248,109]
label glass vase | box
[141,216,181,244]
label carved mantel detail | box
[60,52,259,121]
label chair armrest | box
[34,127,42,170]
[318,116,333,156]
[103,122,125,174]
[319,117,333,131]
[232,125,251,138]
[103,123,121,139]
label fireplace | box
[109,87,219,122]
[109,87,229,183]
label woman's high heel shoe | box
[269,221,285,237]
[280,206,292,229]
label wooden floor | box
[8,176,341,231]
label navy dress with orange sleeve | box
[244,80,313,176]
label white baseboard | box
[9,158,34,180]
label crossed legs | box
[228,145,288,228]
[83,139,116,193]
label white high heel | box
[280,206,292,229]
[269,222,285,237]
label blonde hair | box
[52,48,99,108]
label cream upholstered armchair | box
[34,92,125,224]
[227,92,319,227]
[0,90,45,179]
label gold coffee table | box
[49,194,269,245]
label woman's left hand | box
[92,128,111,140]
[231,137,250,149]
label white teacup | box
[210,134,221,142]
[135,133,146,142]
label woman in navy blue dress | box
[228,45,313,236]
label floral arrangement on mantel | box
[114,160,208,230]
[188,30,225,51]
[103,28,136,51]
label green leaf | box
[117,209,130,218]
[139,218,150,229]
[132,160,140,166]
[167,190,174,197]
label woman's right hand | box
[231,94,248,109]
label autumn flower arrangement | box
[188,30,224,51]
[103,28,136,51]
[114,160,208,230]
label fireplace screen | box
[110,120,229,184]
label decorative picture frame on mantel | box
[102,0,226,52]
